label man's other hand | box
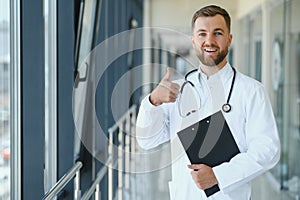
[188,164,218,190]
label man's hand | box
[149,67,180,106]
[188,164,218,190]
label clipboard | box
[177,111,240,197]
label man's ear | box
[190,35,195,48]
[228,34,233,46]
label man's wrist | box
[149,94,162,106]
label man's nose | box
[204,34,215,45]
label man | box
[136,5,280,200]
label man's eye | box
[198,33,206,37]
[215,32,223,36]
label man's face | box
[191,14,232,67]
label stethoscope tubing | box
[180,66,236,115]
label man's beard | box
[195,46,228,67]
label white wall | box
[236,0,266,19]
[149,0,237,32]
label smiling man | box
[136,5,280,200]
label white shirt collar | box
[198,62,234,83]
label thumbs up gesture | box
[149,67,180,106]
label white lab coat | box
[136,63,280,200]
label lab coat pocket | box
[168,181,176,200]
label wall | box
[150,0,237,32]
[236,0,267,19]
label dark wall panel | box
[57,0,75,199]
[21,0,45,199]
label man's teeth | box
[204,48,216,52]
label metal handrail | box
[108,104,136,132]
[81,157,112,200]
[43,161,83,200]
[80,104,137,200]
[108,104,137,200]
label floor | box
[128,142,300,200]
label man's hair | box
[191,5,231,32]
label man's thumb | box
[163,67,172,81]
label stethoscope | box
[178,67,236,117]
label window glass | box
[0,0,10,199]
[44,0,57,192]
[74,0,98,157]
[77,0,97,68]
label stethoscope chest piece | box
[222,67,236,113]
[222,103,231,113]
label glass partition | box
[270,0,300,198]
[268,0,284,188]
[283,0,300,197]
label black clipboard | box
[177,111,240,197]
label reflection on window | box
[74,0,98,158]
[0,0,10,199]
[76,0,97,68]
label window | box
[44,0,57,192]
[0,0,10,199]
